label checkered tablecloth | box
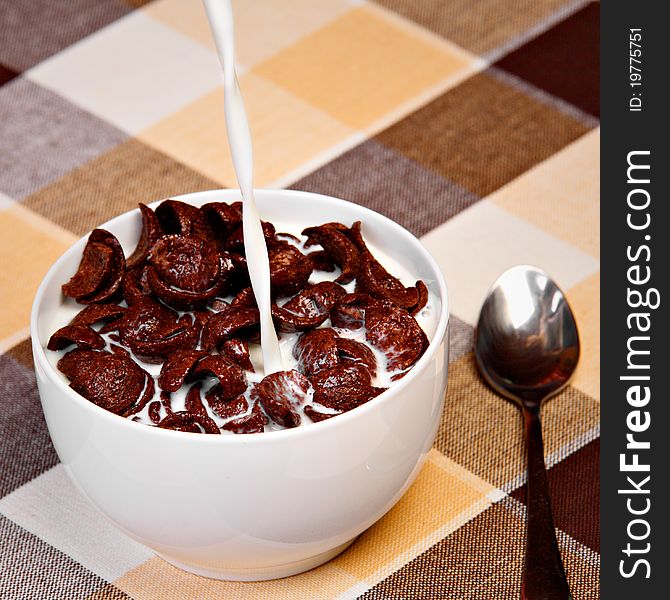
[0,1,600,598]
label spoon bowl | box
[475,265,578,600]
[475,265,580,408]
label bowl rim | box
[30,188,450,445]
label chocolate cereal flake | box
[157,349,207,392]
[310,363,372,390]
[201,307,260,351]
[282,281,347,318]
[220,338,254,372]
[79,229,126,304]
[304,405,339,422]
[189,355,247,400]
[356,252,419,310]
[184,382,208,416]
[365,303,428,371]
[47,325,105,352]
[147,235,228,309]
[69,303,126,329]
[126,203,162,270]
[155,199,209,237]
[230,287,256,308]
[271,303,329,333]
[222,402,267,434]
[254,370,308,428]
[308,250,336,273]
[225,221,275,253]
[205,388,248,420]
[122,370,155,418]
[148,400,162,424]
[57,349,144,415]
[62,242,114,301]
[201,202,243,248]
[330,293,379,330]
[158,411,220,434]
[160,391,173,415]
[119,298,200,363]
[268,241,313,297]
[122,266,152,306]
[336,337,377,377]
[411,280,429,316]
[301,224,359,284]
[293,328,339,377]
[313,384,386,413]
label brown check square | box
[435,353,600,490]
[23,139,219,236]
[376,70,591,198]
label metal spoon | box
[475,265,578,600]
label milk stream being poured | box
[202,0,283,376]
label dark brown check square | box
[0,62,18,87]
[511,438,600,552]
[495,3,600,117]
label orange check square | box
[253,7,475,129]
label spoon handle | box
[522,407,572,600]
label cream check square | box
[490,129,600,258]
[26,12,223,134]
[253,6,475,129]
[421,200,599,325]
[0,192,13,211]
[144,0,353,69]
[138,74,354,187]
[0,465,152,582]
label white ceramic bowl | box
[31,189,449,581]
